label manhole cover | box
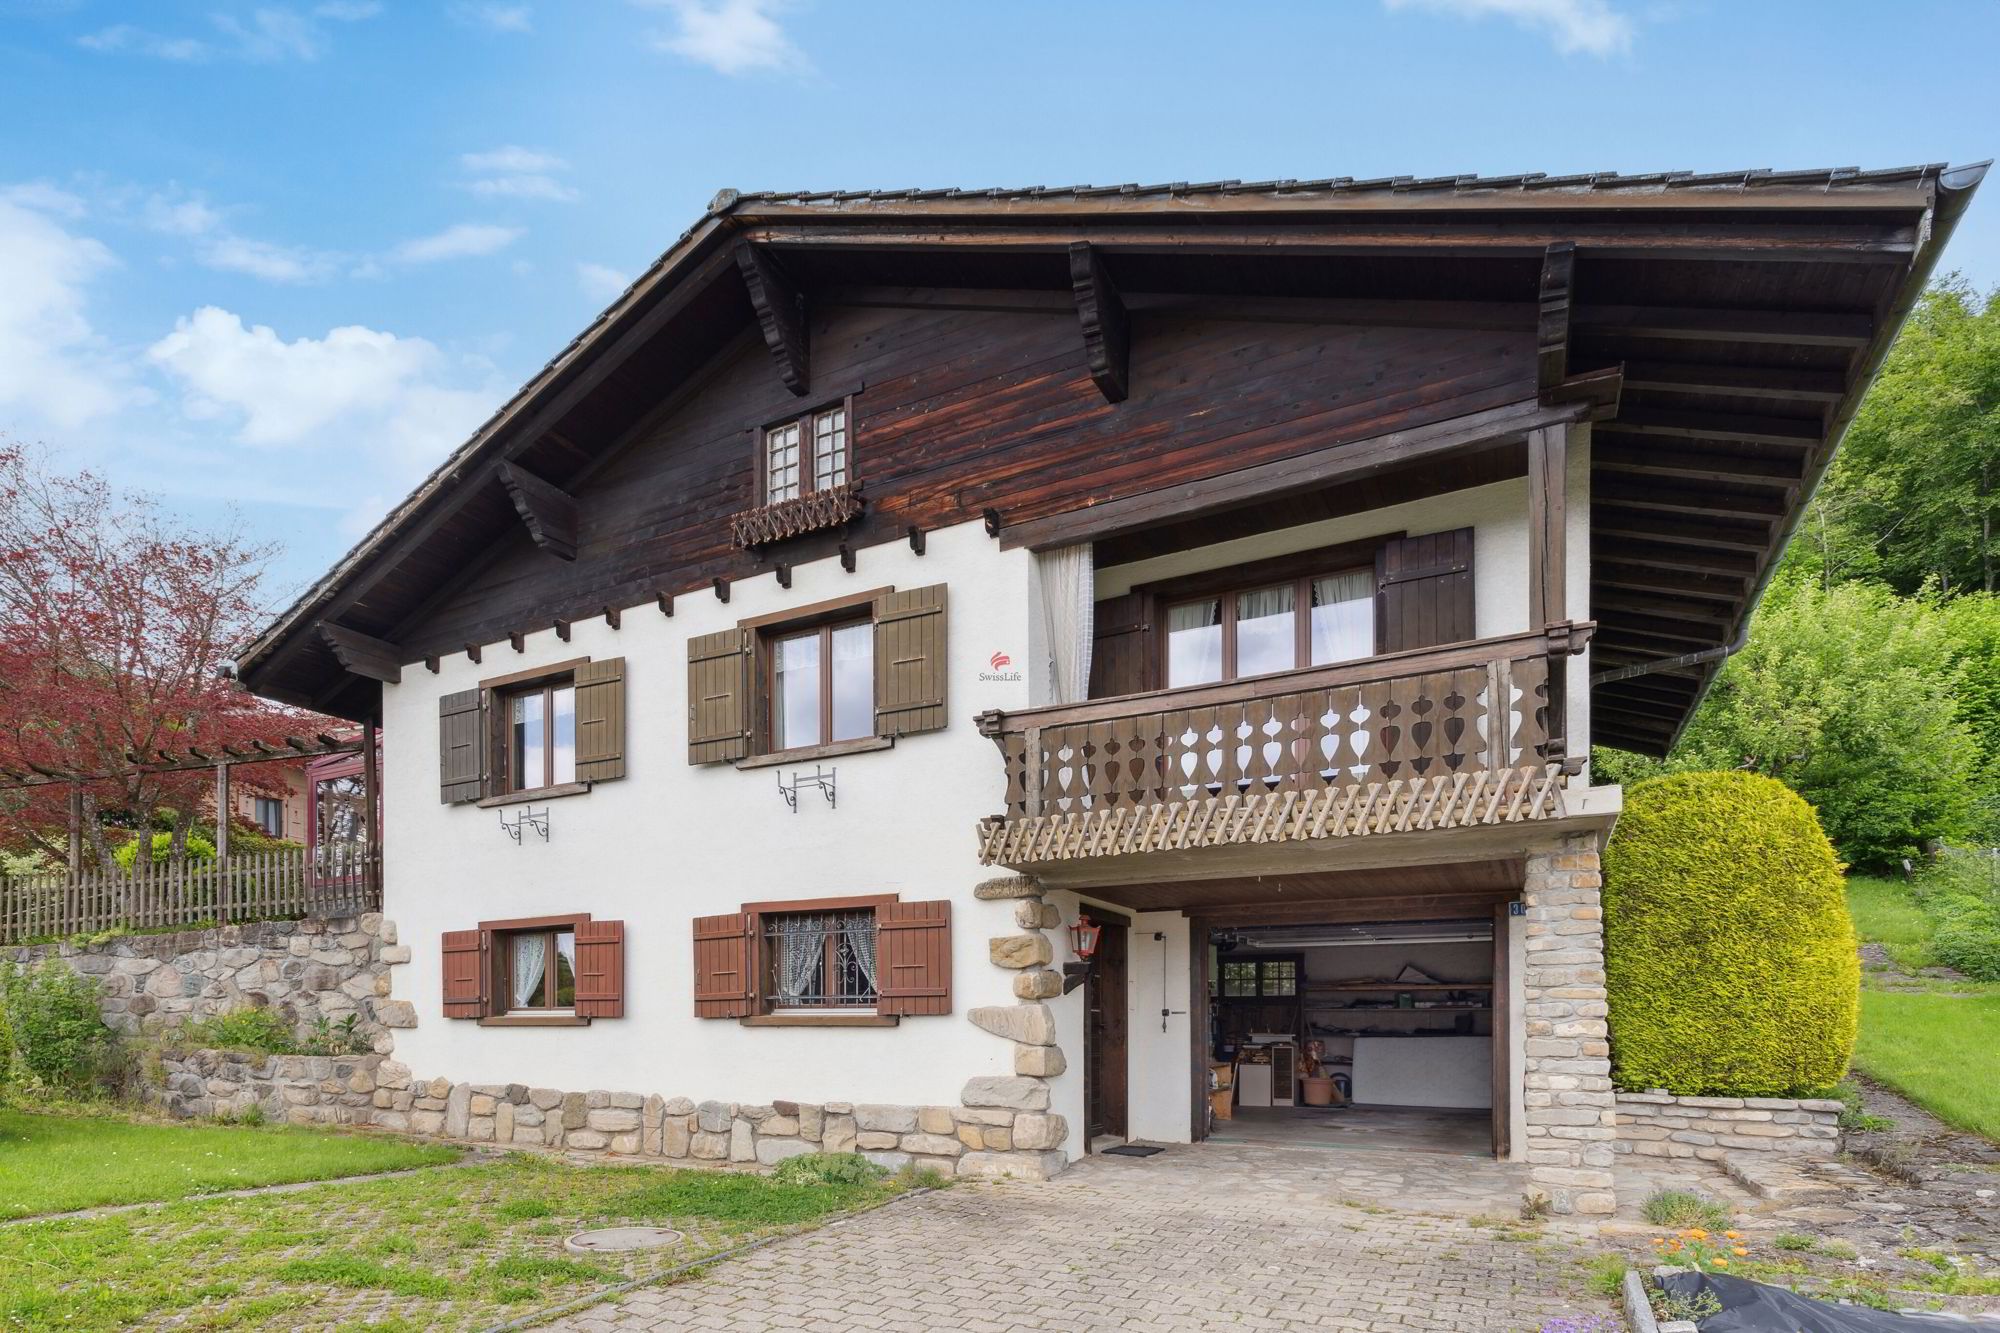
[563,1227,684,1254]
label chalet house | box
[237,164,1983,1213]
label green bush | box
[770,1152,888,1187]
[1910,852,2000,982]
[1602,771,1859,1096]
[113,832,217,869]
[0,958,118,1095]
[177,1006,298,1055]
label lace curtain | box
[511,935,547,1009]
[1035,544,1094,705]
[844,917,878,994]
[775,930,821,1005]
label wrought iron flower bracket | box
[499,806,550,844]
[777,766,836,813]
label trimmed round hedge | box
[1602,770,1858,1096]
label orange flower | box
[1732,1246,1749,1256]
[1689,1229,1709,1241]
[1724,1230,1741,1240]
[1713,1257,1729,1268]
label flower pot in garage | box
[1301,1076,1338,1106]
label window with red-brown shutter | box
[693,913,758,1018]
[441,915,624,1025]
[574,919,626,1019]
[441,929,487,1018]
[876,900,952,1017]
[693,897,952,1024]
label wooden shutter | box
[876,899,951,1017]
[1088,592,1155,699]
[442,928,488,1018]
[574,918,626,1019]
[574,657,626,782]
[693,912,758,1017]
[688,630,753,764]
[439,689,486,804]
[1376,527,1476,653]
[873,584,948,737]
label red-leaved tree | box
[0,441,329,875]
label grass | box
[1853,989,2000,1141]
[1848,875,1939,971]
[0,1148,914,1330]
[1639,1189,1732,1231]
[0,1108,459,1219]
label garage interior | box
[1201,916,1507,1158]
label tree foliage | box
[1787,278,1999,597]
[1603,772,1858,1097]
[0,442,324,869]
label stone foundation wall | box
[4,915,411,1048]
[1519,833,1618,1215]
[1614,1092,1843,1159]
[151,1049,1070,1180]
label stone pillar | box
[1520,832,1617,1215]
[958,873,1069,1179]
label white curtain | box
[845,918,878,995]
[1036,543,1094,705]
[511,935,547,1009]
[776,928,821,1005]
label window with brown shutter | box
[688,630,753,764]
[694,895,952,1025]
[439,690,486,804]
[873,585,947,737]
[1376,527,1476,653]
[573,657,626,782]
[441,915,624,1025]
[1089,592,1156,698]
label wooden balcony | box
[974,625,1592,874]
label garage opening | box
[1196,915,1510,1158]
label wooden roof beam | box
[317,623,403,685]
[1589,587,1736,625]
[1573,304,1873,347]
[1588,537,1758,575]
[1594,475,1791,519]
[1608,407,1823,447]
[1068,242,1130,404]
[1535,241,1574,401]
[1591,562,1749,599]
[1594,507,1772,551]
[735,241,809,396]
[1593,438,1809,484]
[1620,361,1847,403]
[497,461,579,561]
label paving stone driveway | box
[545,1142,1612,1332]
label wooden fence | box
[0,845,379,946]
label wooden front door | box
[1085,915,1129,1143]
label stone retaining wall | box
[151,1050,1069,1180]
[4,915,410,1048]
[1613,1091,1843,1160]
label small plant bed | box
[0,1150,929,1330]
[0,1108,459,1219]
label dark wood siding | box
[573,657,626,782]
[875,899,951,1016]
[408,308,1532,658]
[1376,528,1476,653]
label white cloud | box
[1,181,87,219]
[576,262,631,303]
[650,0,804,75]
[452,3,533,31]
[210,9,325,61]
[1382,0,1634,55]
[77,23,209,60]
[390,223,524,263]
[0,195,134,429]
[314,1,382,18]
[141,192,225,237]
[459,147,577,203]
[147,307,496,458]
[200,234,337,283]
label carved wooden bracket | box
[318,622,402,684]
[1068,242,1129,404]
[498,461,579,561]
[728,481,864,549]
[736,241,809,397]
[1536,241,1575,402]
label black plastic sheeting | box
[1656,1271,1992,1332]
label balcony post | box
[1528,422,1571,764]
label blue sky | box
[2,0,1996,607]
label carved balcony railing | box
[974,624,1592,867]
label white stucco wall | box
[382,518,1035,1106]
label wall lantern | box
[1062,914,1102,994]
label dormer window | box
[764,402,849,504]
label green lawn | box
[1854,990,2000,1142]
[0,1109,459,1219]
[0,1150,915,1330]
[1843,875,2000,1143]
